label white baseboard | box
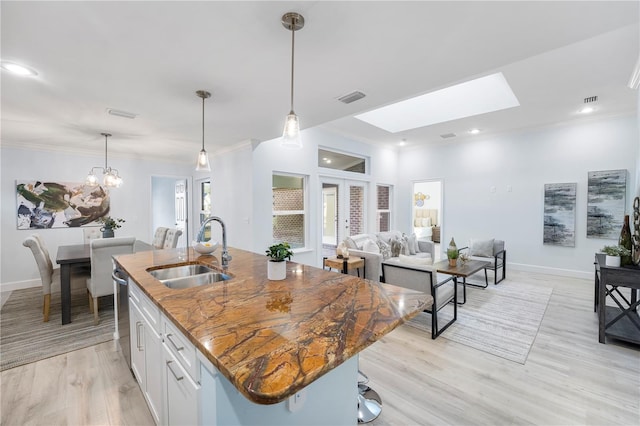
[0,279,41,293]
[507,263,591,280]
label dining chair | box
[152,227,169,249]
[162,228,183,249]
[87,236,135,324]
[22,235,57,322]
[83,227,102,243]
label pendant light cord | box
[104,134,108,170]
[202,95,205,150]
[290,16,295,113]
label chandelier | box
[85,132,123,188]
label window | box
[272,173,307,249]
[377,185,392,232]
[198,179,212,240]
[318,149,367,174]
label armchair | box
[460,238,506,286]
[381,257,457,339]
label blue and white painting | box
[16,180,110,229]
[544,183,576,247]
[587,170,626,239]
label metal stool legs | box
[357,370,382,423]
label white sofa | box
[342,231,435,281]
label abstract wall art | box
[543,183,577,247]
[16,180,110,229]
[587,169,626,239]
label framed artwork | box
[16,180,110,229]
[587,169,627,239]
[543,183,576,247]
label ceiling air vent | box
[583,96,598,104]
[338,91,366,104]
[440,133,457,139]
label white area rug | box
[405,279,553,364]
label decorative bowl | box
[192,240,219,255]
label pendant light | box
[281,12,305,149]
[85,132,123,188]
[195,90,211,171]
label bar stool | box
[357,370,382,423]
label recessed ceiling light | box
[468,128,480,134]
[355,72,519,133]
[325,159,332,164]
[398,139,407,146]
[579,106,595,114]
[1,61,38,76]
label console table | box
[595,254,640,345]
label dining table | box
[55,240,153,325]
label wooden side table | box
[323,256,366,278]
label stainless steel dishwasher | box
[112,266,132,369]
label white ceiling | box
[1,1,638,164]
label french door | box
[320,178,368,256]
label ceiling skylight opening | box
[354,72,519,133]
[1,61,38,77]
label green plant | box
[601,245,631,257]
[447,247,459,260]
[98,216,125,230]
[266,242,293,262]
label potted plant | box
[266,242,293,280]
[446,237,459,267]
[601,245,631,267]
[97,216,125,238]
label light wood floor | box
[1,270,638,425]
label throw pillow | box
[403,233,416,255]
[470,238,495,257]
[400,234,411,256]
[344,237,358,249]
[390,237,402,257]
[409,233,420,253]
[421,217,432,227]
[362,239,380,254]
[376,238,391,260]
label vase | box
[447,237,458,265]
[101,227,114,238]
[268,260,287,280]
[605,255,621,267]
[448,258,457,267]
[619,214,632,266]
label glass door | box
[320,178,367,257]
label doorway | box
[320,178,367,257]
[151,176,190,248]
[412,179,443,256]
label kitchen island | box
[115,247,432,425]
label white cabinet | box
[164,343,200,426]
[129,281,163,425]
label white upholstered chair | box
[152,227,169,249]
[460,238,506,286]
[87,236,135,324]
[83,227,102,243]
[22,235,57,322]
[162,228,183,249]
[382,257,456,339]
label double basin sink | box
[147,263,231,289]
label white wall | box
[1,146,192,290]
[397,115,639,278]
[250,127,398,267]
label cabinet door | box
[129,300,146,389]
[164,344,199,426]
[145,325,163,425]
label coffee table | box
[323,256,366,278]
[434,259,491,304]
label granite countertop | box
[115,247,432,405]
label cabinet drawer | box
[163,316,198,381]
[129,280,161,334]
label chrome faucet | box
[197,216,232,268]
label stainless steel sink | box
[162,272,231,289]
[147,264,231,289]
[148,264,214,281]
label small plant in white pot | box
[601,245,631,267]
[266,242,293,280]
